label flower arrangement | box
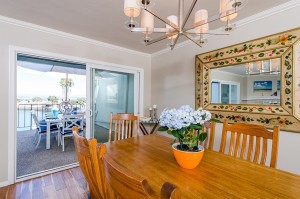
[158,105,214,152]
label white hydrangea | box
[159,105,211,130]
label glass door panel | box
[86,65,141,142]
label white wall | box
[151,6,300,175]
[0,19,151,185]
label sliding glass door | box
[86,64,142,141]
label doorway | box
[16,54,86,179]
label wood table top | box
[105,134,300,199]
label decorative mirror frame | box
[195,27,300,132]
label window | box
[211,81,240,104]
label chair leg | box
[35,134,41,148]
[33,130,38,144]
[62,136,65,152]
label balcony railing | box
[17,103,84,129]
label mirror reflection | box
[210,58,281,105]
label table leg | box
[140,123,148,135]
[150,123,159,134]
[46,122,50,149]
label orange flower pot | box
[172,143,204,169]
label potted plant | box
[158,105,214,169]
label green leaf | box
[190,124,202,130]
[198,133,207,142]
[210,118,222,123]
[157,126,168,131]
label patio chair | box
[31,111,59,148]
[59,113,85,151]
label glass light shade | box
[271,58,280,71]
[194,9,209,34]
[141,10,154,34]
[166,15,178,39]
[219,0,238,21]
[124,0,141,18]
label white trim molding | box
[152,0,300,57]
[0,15,151,58]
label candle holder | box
[149,109,153,120]
[153,108,157,121]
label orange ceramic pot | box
[172,143,204,169]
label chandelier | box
[245,58,281,75]
[123,0,246,50]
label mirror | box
[195,27,300,132]
[211,58,281,105]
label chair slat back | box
[102,152,180,199]
[62,114,84,132]
[201,122,216,150]
[72,131,107,199]
[219,119,279,168]
[109,113,140,142]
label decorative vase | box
[172,143,204,169]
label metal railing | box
[17,103,84,129]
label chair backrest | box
[219,119,279,168]
[72,130,107,199]
[108,113,140,142]
[200,121,216,150]
[102,152,180,199]
[62,113,84,133]
[31,111,40,128]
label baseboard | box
[0,180,11,187]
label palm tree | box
[59,75,74,100]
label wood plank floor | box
[0,167,89,199]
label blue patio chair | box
[58,113,85,151]
[32,111,59,148]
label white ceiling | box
[0,0,292,54]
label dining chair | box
[108,112,140,142]
[102,151,181,199]
[219,119,279,168]
[200,121,216,150]
[72,127,107,199]
[59,113,85,151]
[31,111,59,148]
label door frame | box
[8,45,144,184]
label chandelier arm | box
[145,8,179,31]
[186,32,229,36]
[171,34,180,50]
[181,0,198,30]
[145,34,169,46]
[184,11,238,32]
[183,33,203,48]
[131,28,169,33]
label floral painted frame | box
[195,27,300,132]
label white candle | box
[149,107,152,110]
[153,104,157,109]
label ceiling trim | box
[0,15,151,58]
[152,0,300,58]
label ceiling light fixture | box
[245,58,281,75]
[123,0,246,50]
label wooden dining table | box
[105,134,300,198]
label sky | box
[17,66,86,99]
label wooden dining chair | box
[200,121,216,150]
[108,112,140,142]
[219,119,279,168]
[101,151,181,199]
[72,126,107,199]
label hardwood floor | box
[0,167,89,199]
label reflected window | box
[106,84,118,103]
[211,81,239,104]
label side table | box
[140,119,159,135]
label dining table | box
[105,134,300,198]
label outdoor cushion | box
[39,120,58,132]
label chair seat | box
[60,126,83,135]
[38,120,58,133]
